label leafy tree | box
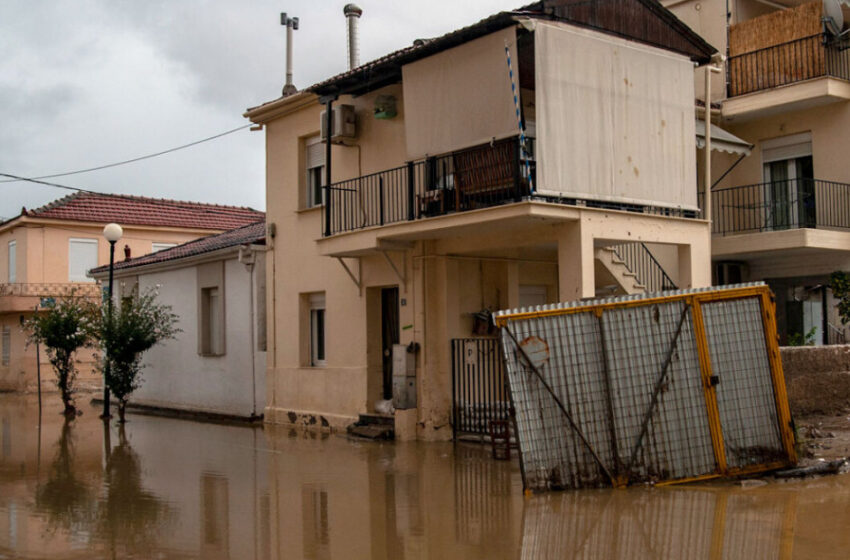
[24,294,98,415]
[830,271,850,326]
[99,289,179,422]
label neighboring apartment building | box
[89,221,267,419]
[0,192,264,392]
[664,0,850,344]
[246,0,717,440]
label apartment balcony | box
[0,282,101,313]
[710,178,850,258]
[724,34,850,120]
[319,136,698,257]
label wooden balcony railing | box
[728,33,850,97]
[0,282,102,298]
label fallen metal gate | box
[451,338,509,439]
[494,283,797,491]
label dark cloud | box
[0,0,516,219]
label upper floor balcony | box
[709,177,850,257]
[723,1,850,121]
[728,34,850,99]
[321,136,697,241]
[0,282,101,313]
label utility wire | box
[0,172,263,221]
[0,124,253,183]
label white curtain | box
[534,22,698,211]
[402,26,519,159]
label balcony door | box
[762,133,814,230]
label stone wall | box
[781,345,850,416]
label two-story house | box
[0,191,264,392]
[246,0,717,440]
[664,0,850,344]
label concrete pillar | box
[419,255,454,441]
[557,221,596,301]
[677,232,712,289]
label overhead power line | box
[0,124,253,183]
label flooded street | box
[1,394,849,559]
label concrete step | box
[347,423,394,440]
[357,413,394,426]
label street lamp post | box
[101,223,123,419]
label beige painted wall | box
[257,28,712,439]
[0,220,234,392]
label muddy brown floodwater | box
[1,394,850,559]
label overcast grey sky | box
[0,1,519,220]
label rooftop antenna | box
[344,4,362,70]
[281,12,299,96]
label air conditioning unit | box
[714,261,746,286]
[320,104,356,141]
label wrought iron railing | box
[728,33,850,97]
[451,337,509,439]
[710,179,850,235]
[828,323,847,345]
[323,137,532,236]
[609,243,677,293]
[0,282,101,298]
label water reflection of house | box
[245,0,717,440]
[89,221,267,420]
[663,0,850,344]
[0,192,264,393]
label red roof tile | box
[90,221,266,274]
[23,192,263,231]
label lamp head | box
[103,223,123,243]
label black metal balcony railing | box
[710,179,850,235]
[609,242,677,292]
[728,33,850,97]
[323,137,532,237]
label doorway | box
[381,287,399,400]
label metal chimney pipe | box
[344,4,362,70]
[281,13,299,96]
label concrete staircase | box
[594,246,647,296]
[347,413,394,440]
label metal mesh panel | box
[702,298,784,468]
[496,283,795,491]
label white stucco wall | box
[131,256,266,418]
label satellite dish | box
[824,0,845,36]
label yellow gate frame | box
[494,284,797,487]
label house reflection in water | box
[2,395,850,558]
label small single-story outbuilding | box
[90,221,267,420]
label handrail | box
[711,178,850,235]
[727,32,850,97]
[609,242,677,293]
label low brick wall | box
[781,345,850,416]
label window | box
[152,242,177,253]
[762,133,814,230]
[68,238,98,282]
[305,136,326,208]
[1,326,9,366]
[7,241,15,283]
[201,287,224,355]
[309,293,326,366]
[198,262,225,356]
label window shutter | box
[306,141,325,170]
[68,239,98,282]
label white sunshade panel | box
[402,26,519,160]
[68,238,98,282]
[534,21,698,211]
